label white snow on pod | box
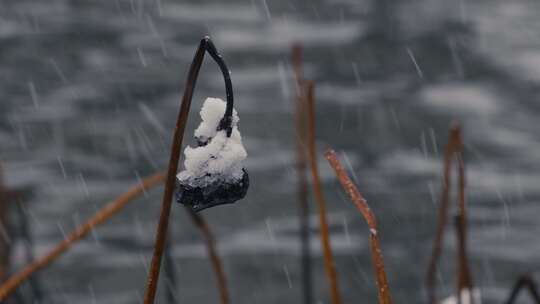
[177,97,247,187]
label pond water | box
[1,0,540,303]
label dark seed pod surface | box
[176,169,249,212]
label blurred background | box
[1,0,539,303]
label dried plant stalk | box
[505,274,540,304]
[187,210,229,304]
[325,149,392,304]
[143,57,197,304]
[0,171,166,300]
[305,82,342,304]
[425,123,473,304]
[292,44,304,89]
[455,129,472,297]
[292,44,313,304]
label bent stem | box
[143,36,232,304]
[305,82,342,304]
[325,149,392,304]
[292,44,313,304]
[505,274,540,304]
[425,123,473,304]
[0,171,166,300]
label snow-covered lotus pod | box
[176,97,249,212]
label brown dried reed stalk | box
[292,44,313,304]
[305,81,342,304]
[325,149,392,304]
[425,122,473,304]
[187,210,229,304]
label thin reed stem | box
[505,274,540,304]
[305,82,342,304]
[455,132,472,300]
[0,171,166,300]
[143,42,204,304]
[426,129,454,304]
[292,44,304,91]
[425,123,473,304]
[292,44,313,304]
[187,210,229,304]
[325,149,392,304]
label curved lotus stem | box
[143,36,233,304]
[201,37,234,137]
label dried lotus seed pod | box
[176,97,248,212]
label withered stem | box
[305,82,342,304]
[425,123,473,304]
[325,149,392,304]
[292,44,313,304]
[187,210,230,304]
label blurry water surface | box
[2,0,540,303]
